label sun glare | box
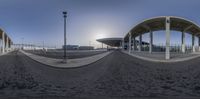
[95,29,108,39]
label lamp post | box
[63,11,67,63]
[21,38,24,50]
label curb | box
[20,50,112,68]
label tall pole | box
[165,16,170,59]
[21,38,24,50]
[63,11,67,63]
[43,41,44,50]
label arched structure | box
[123,16,200,59]
[0,28,13,53]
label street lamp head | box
[63,11,67,15]
[63,11,67,18]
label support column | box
[192,34,195,52]
[149,31,153,53]
[9,40,11,48]
[181,32,185,53]
[129,32,132,53]
[119,41,122,49]
[132,37,135,52]
[198,37,200,52]
[165,17,170,60]
[8,39,10,48]
[122,39,124,50]
[2,32,4,53]
[139,34,142,52]
[6,36,8,52]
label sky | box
[0,0,200,48]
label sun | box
[95,29,108,39]
[95,33,106,39]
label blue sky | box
[0,0,200,48]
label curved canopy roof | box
[0,28,12,44]
[96,38,150,47]
[96,38,123,47]
[124,16,200,41]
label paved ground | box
[131,51,197,59]
[24,50,107,59]
[0,50,200,98]
[123,51,200,62]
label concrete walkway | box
[0,50,14,56]
[21,50,112,68]
[122,51,200,62]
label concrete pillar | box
[6,36,8,52]
[2,32,5,53]
[119,41,122,49]
[149,31,153,53]
[181,32,185,53]
[122,39,124,50]
[192,34,195,52]
[129,32,132,53]
[8,39,10,48]
[165,17,170,60]
[10,40,11,48]
[139,34,142,52]
[198,37,200,52]
[132,37,135,52]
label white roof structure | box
[96,38,123,47]
[124,16,200,41]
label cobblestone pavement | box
[0,51,200,99]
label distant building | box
[12,44,36,50]
[63,45,79,50]
[79,46,94,50]
[12,44,55,50]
